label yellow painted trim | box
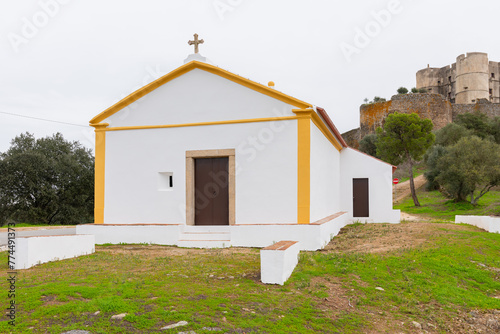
[297,115,311,224]
[92,123,108,224]
[292,109,343,151]
[310,113,343,151]
[98,116,299,132]
[90,61,312,124]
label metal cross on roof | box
[188,33,204,54]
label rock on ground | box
[161,320,188,330]
[110,313,127,320]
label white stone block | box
[260,241,300,285]
[15,234,95,270]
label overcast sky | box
[1,0,499,153]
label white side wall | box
[15,235,95,270]
[104,120,298,224]
[309,122,341,222]
[105,69,297,127]
[340,148,400,223]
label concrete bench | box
[15,234,95,270]
[260,240,300,285]
[455,215,500,233]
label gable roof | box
[90,60,313,124]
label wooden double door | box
[194,157,229,225]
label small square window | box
[492,73,495,78]
[489,89,493,95]
[158,172,173,191]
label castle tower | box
[416,66,441,94]
[454,52,489,104]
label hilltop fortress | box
[417,52,500,104]
[343,52,500,147]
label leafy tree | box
[363,98,369,104]
[436,136,500,205]
[424,145,448,191]
[0,133,94,226]
[376,113,435,206]
[373,96,386,103]
[418,88,428,94]
[455,110,494,141]
[434,123,471,147]
[397,87,408,95]
[411,87,419,94]
[491,117,500,144]
[359,134,378,158]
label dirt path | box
[393,174,427,204]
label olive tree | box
[436,136,500,205]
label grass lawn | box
[395,189,500,221]
[1,222,499,333]
[0,223,75,229]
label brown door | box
[353,178,369,217]
[194,157,229,225]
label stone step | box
[179,231,230,241]
[177,239,231,249]
[182,225,231,233]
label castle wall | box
[452,99,500,120]
[343,95,500,148]
[359,94,452,138]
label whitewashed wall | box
[455,215,500,233]
[104,120,298,224]
[105,69,297,127]
[309,122,341,222]
[16,235,95,270]
[340,148,400,223]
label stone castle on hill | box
[343,52,500,148]
[417,52,500,104]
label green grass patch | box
[0,223,77,229]
[1,223,499,333]
[395,189,500,221]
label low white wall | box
[261,241,300,285]
[15,235,95,270]
[76,213,348,250]
[76,224,181,245]
[455,215,500,233]
[232,213,348,250]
